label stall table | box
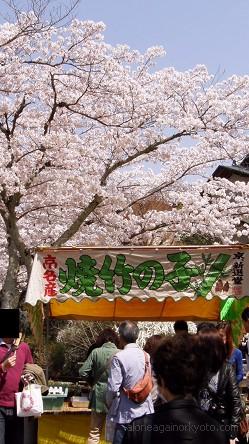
[38,403,107,444]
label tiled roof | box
[212,155,249,178]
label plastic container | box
[42,387,68,411]
[70,395,89,408]
[42,395,65,411]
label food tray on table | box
[70,395,89,408]
[42,387,68,411]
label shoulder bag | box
[123,351,153,404]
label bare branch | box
[11,95,30,135]
[123,221,171,245]
[44,73,58,135]
[0,0,80,49]
[100,130,191,186]
[52,194,103,247]
[17,203,62,220]
[118,157,227,213]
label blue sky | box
[78,0,249,78]
[77,0,249,176]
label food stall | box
[25,244,249,444]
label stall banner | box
[25,246,249,306]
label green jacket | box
[79,342,118,413]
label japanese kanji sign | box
[25,246,249,306]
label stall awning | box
[49,296,221,321]
[25,245,249,321]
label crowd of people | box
[79,312,249,444]
[1,310,249,444]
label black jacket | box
[123,398,229,444]
[199,361,242,439]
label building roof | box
[241,154,249,168]
[212,154,249,179]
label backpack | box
[123,351,153,404]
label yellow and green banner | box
[25,245,249,307]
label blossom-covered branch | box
[0,10,249,306]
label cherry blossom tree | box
[0,6,249,308]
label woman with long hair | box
[217,321,243,384]
[198,327,242,444]
[217,322,248,444]
[143,334,163,359]
[143,334,163,407]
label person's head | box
[153,334,206,402]
[144,335,163,360]
[242,307,249,333]
[118,321,139,346]
[198,327,226,374]
[0,308,19,339]
[173,320,188,334]
[95,328,119,348]
[2,338,15,344]
[216,321,233,358]
[197,322,216,334]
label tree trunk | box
[0,200,32,308]
[0,238,20,308]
